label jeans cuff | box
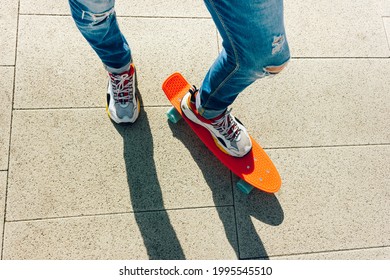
[198,105,226,119]
[104,61,131,74]
[196,90,226,119]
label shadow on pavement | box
[168,119,284,259]
[113,74,283,259]
[113,82,185,260]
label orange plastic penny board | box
[162,72,281,193]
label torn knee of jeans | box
[264,61,289,76]
[272,34,286,55]
[82,7,115,26]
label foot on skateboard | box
[162,72,281,194]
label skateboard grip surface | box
[162,72,191,106]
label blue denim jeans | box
[69,0,290,118]
[69,0,131,74]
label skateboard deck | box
[162,72,281,194]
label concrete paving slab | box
[18,1,390,59]
[285,1,389,57]
[384,17,390,48]
[14,15,217,109]
[3,207,238,259]
[233,59,390,149]
[384,0,390,16]
[271,247,390,259]
[0,67,14,170]
[19,0,210,17]
[236,146,390,259]
[19,0,67,15]
[14,15,106,109]
[116,1,210,17]
[119,17,218,106]
[6,0,390,262]
[6,107,232,221]
[0,0,18,65]
[0,172,6,254]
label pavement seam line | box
[5,205,235,224]
[244,245,390,260]
[1,0,21,261]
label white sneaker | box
[181,87,252,157]
[106,63,140,124]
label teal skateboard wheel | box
[167,106,182,123]
[237,179,254,194]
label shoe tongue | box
[110,68,133,101]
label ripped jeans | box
[69,0,290,118]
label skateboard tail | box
[235,147,282,193]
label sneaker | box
[106,63,140,124]
[181,86,252,157]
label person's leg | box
[199,0,290,118]
[69,0,131,73]
[69,0,139,123]
[181,0,290,157]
